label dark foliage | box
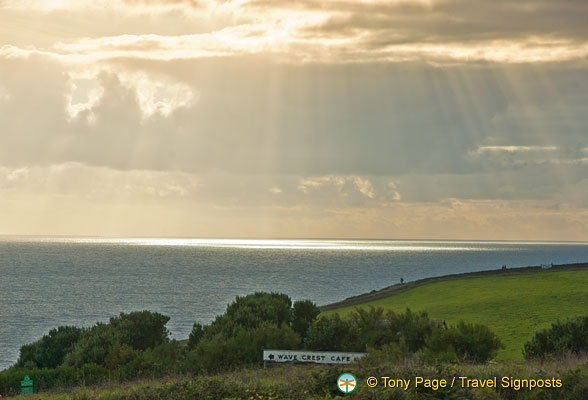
[109,311,170,351]
[205,292,293,339]
[291,299,321,339]
[304,307,435,353]
[188,322,204,349]
[2,293,510,397]
[524,315,588,359]
[15,325,83,369]
[304,314,352,351]
[426,321,504,363]
[193,323,301,372]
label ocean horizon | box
[1,236,587,370]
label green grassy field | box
[324,269,588,360]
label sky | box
[0,0,587,240]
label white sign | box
[263,350,366,364]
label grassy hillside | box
[323,268,588,360]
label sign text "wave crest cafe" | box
[263,350,366,365]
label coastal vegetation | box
[3,354,588,399]
[524,315,588,360]
[2,265,588,399]
[2,293,501,397]
[324,267,588,360]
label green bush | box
[345,307,391,351]
[186,292,320,372]
[305,308,435,353]
[140,340,186,374]
[426,321,504,363]
[104,342,141,372]
[0,363,108,396]
[193,323,301,372]
[358,341,412,367]
[292,299,321,339]
[0,369,25,396]
[77,363,109,386]
[15,325,83,369]
[109,311,170,351]
[63,311,171,368]
[346,307,433,352]
[3,294,510,397]
[386,308,432,352]
[12,310,172,374]
[187,322,204,349]
[304,314,352,351]
[524,315,588,359]
[205,292,293,339]
[5,294,323,391]
[64,323,120,368]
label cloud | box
[1,54,587,177]
[1,1,588,239]
[0,85,10,102]
[297,176,400,203]
[474,146,558,152]
[2,0,588,64]
[2,162,587,240]
[258,0,588,41]
[298,176,371,203]
[121,0,203,8]
[4,31,587,65]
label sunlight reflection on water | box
[1,237,587,370]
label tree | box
[188,322,204,349]
[206,292,293,338]
[64,323,119,368]
[109,310,170,351]
[292,300,320,339]
[304,315,352,351]
[427,321,504,362]
[193,323,301,372]
[388,309,432,352]
[64,311,170,368]
[15,325,83,369]
[524,315,588,359]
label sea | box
[1,236,587,371]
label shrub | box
[426,321,504,362]
[347,307,406,351]
[77,363,109,386]
[0,363,108,396]
[109,310,170,351]
[104,342,141,371]
[206,292,293,338]
[141,340,186,374]
[359,341,411,368]
[524,315,588,359]
[387,309,432,353]
[15,325,83,369]
[63,311,171,368]
[187,292,322,372]
[193,323,301,372]
[188,322,204,349]
[64,323,120,368]
[292,299,321,339]
[304,308,436,353]
[304,314,352,351]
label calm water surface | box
[1,237,587,370]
